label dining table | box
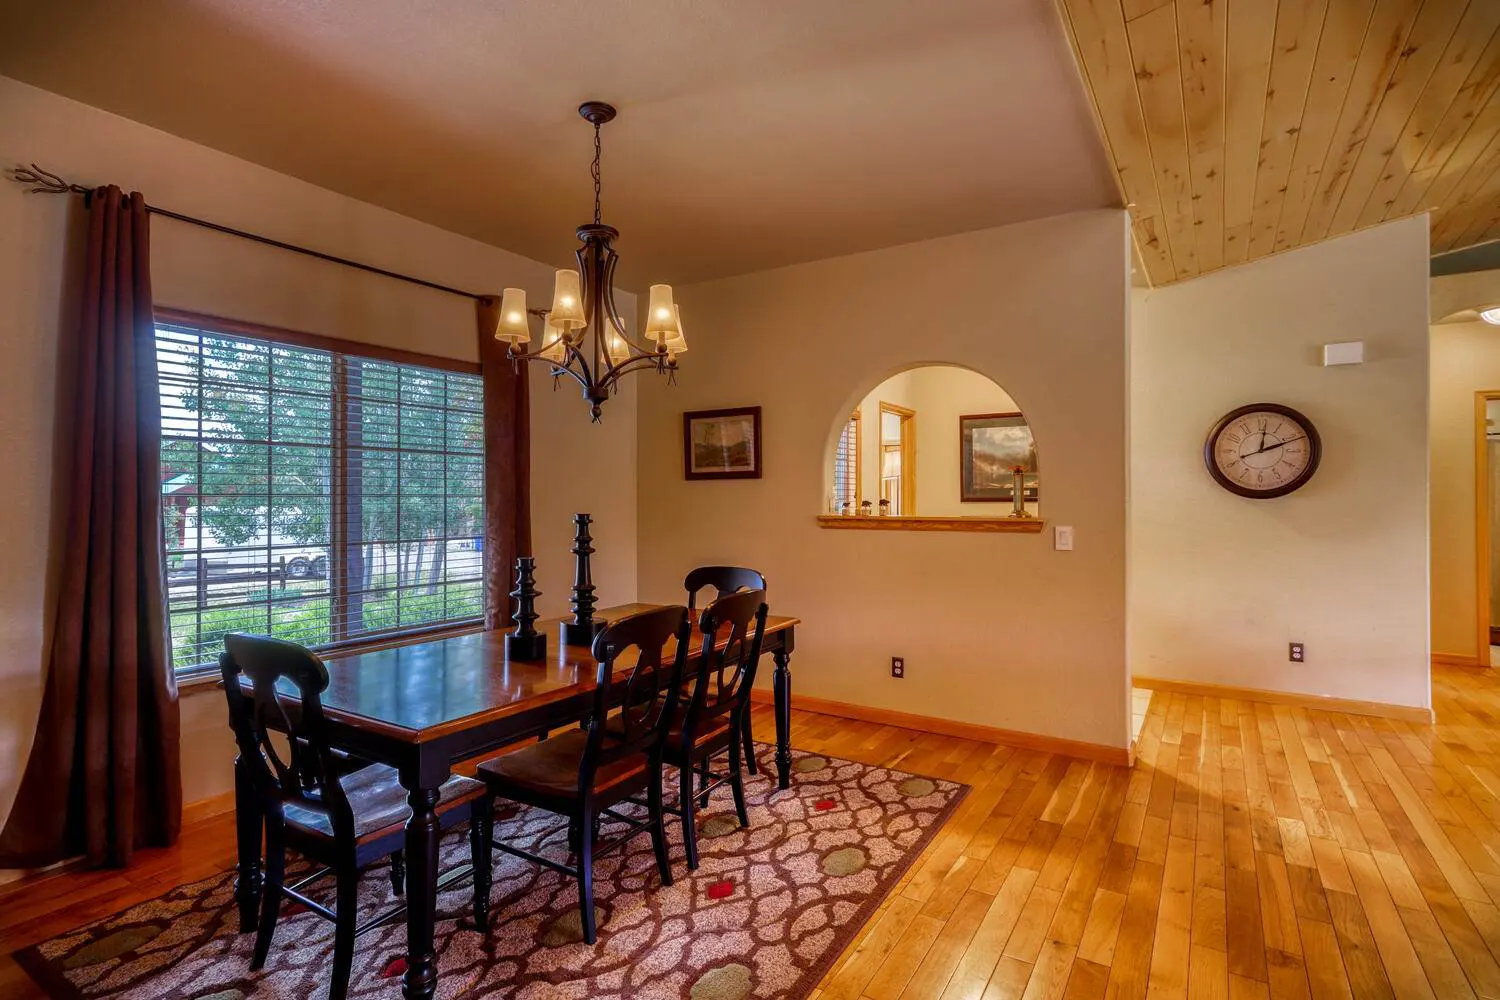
[230,602,800,1000]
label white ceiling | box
[0,0,1119,287]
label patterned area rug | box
[17,748,966,1000]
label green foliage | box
[160,326,487,671]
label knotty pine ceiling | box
[1057,0,1500,286]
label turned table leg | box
[773,647,793,790]
[400,776,443,1000]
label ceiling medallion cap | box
[578,101,617,126]
[576,222,619,243]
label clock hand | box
[1248,434,1305,457]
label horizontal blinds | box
[833,414,858,509]
[158,321,485,673]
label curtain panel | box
[0,187,181,868]
[476,297,532,630]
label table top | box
[308,603,798,743]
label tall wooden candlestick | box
[505,556,546,661]
[561,513,605,646]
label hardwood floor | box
[6,668,1500,999]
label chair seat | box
[282,765,484,844]
[663,718,733,762]
[477,729,647,798]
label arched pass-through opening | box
[818,363,1043,532]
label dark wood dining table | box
[231,602,799,1000]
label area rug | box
[16,747,966,1000]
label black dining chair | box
[476,605,688,944]
[684,566,766,773]
[221,633,492,1000]
[665,589,768,869]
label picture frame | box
[683,406,763,480]
[959,412,1038,503]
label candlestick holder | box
[505,556,547,661]
[1009,468,1034,518]
[561,513,606,646]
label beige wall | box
[848,366,1032,516]
[1130,217,1430,710]
[0,76,640,828]
[638,211,1132,750]
[1430,287,1500,661]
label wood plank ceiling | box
[1057,0,1500,286]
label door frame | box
[878,401,917,514]
[1475,391,1500,668]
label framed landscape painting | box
[959,412,1038,502]
[683,406,762,480]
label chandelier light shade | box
[496,101,686,420]
[664,304,688,357]
[1482,306,1500,326]
[549,269,586,329]
[644,284,678,343]
[496,287,531,344]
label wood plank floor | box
[6,667,1500,999]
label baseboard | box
[748,690,1131,766]
[182,789,236,826]
[1432,652,1482,668]
[1131,676,1434,724]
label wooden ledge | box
[816,514,1045,533]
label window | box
[157,315,485,675]
[833,410,860,512]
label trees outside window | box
[157,319,484,673]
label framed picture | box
[959,412,1038,503]
[683,406,762,480]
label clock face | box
[1204,403,1321,499]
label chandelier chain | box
[592,122,602,226]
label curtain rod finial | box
[8,163,89,196]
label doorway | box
[878,401,916,515]
[1475,392,1500,667]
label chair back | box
[220,632,353,838]
[681,589,769,749]
[684,566,766,611]
[584,606,691,790]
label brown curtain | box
[0,187,180,868]
[477,297,532,629]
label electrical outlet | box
[1289,642,1305,663]
[891,657,905,678]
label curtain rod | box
[8,163,490,303]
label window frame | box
[834,409,861,510]
[154,308,487,680]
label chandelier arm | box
[506,336,597,392]
[598,351,671,385]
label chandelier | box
[493,101,686,420]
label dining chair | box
[666,589,768,870]
[683,566,767,773]
[221,633,492,1000]
[476,605,689,944]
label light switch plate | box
[1055,525,1074,551]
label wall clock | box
[1203,403,1321,499]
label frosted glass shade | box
[644,284,677,342]
[664,304,688,356]
[549,270,586,329]
[605,329,631,365]
[496,288,530,344]
[539,316,568,363]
